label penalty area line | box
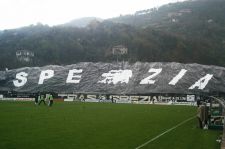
[135,115,196,149]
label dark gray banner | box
[0,62,224,94]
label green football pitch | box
[0,101,222,149]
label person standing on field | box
[197,103,207,129]
[38,94,46,105]
[48,94,54,107]
[197,104,204,129]
[34,93,39,105]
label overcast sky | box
[0,0,185,30]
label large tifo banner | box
[0,62,225,94]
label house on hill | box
[112,45,128,55]
[16,50,34,62]
[179,9,192,13]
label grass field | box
[0,101,222,149]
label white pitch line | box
[135,116,196,149]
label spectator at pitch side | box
[197,100,201,107]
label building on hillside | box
[16,50,34,62]
[207,19,213,23]
[171,18,179,23]
[112,45,128,55]
[168,9,191,18]
[179,9,192,13]
[167,12,182,18]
